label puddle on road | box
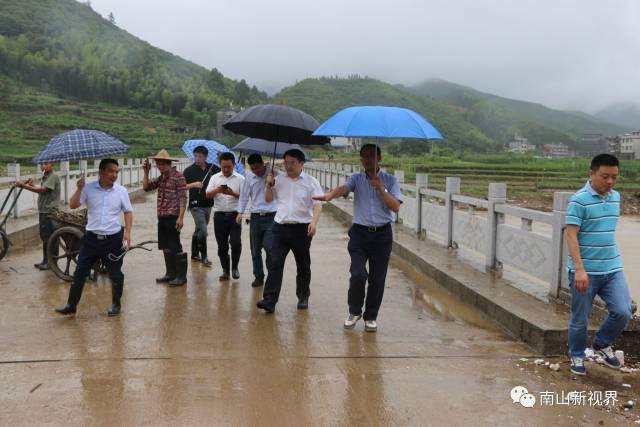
[390,255,501,333]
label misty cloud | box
[89,0,640,112]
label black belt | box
[353,223,391,232]
[215,211,238,216]
[276,222,309,227]
[88,230,121,240]
[251,212,276,217]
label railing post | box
[550,192,573,299]
[93,159,100,170]
[79,160,87,175]
[415,173,428,234]
[485,183,507,269]
[60,161,70,204]
[8,163,20,218]
[118,158,124,185]
[445,177,460,248]
[394,170,405,223]
[135,158,141,185]
[127,159,134,187]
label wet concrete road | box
[0,195,638,426]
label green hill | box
[0,74,193,164]
[408,79,628,147]
[0,0,267,147]
[274,76,501,153]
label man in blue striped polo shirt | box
[565,153,633,376]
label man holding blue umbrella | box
[312,105,442,331]
[313,144,402,332]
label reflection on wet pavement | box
[0,195,635,425]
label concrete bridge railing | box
[1,158,191,219]
[305,161,574,302]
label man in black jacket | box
[183,145,219,267]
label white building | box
[507,135,535,154]
[330,137,362,153]
[543,143,572,158]
[620,131,640,159]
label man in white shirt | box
[236,154,278,288]
[257,149,323,313]
[206,152,245,280]
[55,159,133,317]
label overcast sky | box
[88,0,639,113]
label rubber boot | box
[169,253,188,287]
[34,245,47,269]
[156,251,176,283]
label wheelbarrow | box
[0,184,25,261]
[46,208,156,281]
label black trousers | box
[67,229,125,308]
[158,216,182,253]
[263,223,312,303]
[347,224,393,321]
[213,211,241,271]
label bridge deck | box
[0,195,635,425]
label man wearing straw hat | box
[313,144,402,332]
[143,149,188,287]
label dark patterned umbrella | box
[32,129,129,164]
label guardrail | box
[305,161,573,300]
[1,158,191,219]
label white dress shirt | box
[80,181,133,235]
[237,167,278,214]
[206,170,245,212]
[272,172,323,224]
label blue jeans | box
[190,207,211,241]
[568,270,633,358]
[249,213,274,280]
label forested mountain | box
[409,79,627,147]
[274,76,501,153]
[0,0,267,129]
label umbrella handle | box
[271,141,278,172]
[199,163,216,194]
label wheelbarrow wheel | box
[47,226,83,282]
[0,229,9,261]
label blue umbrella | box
[31,129,129,164]
[312,106,443,140]
[181,139,245,175]
[233,138,312,161]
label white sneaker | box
[364,320,377,332]
[344,314,361,329]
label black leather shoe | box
[55,305,76,316]
[251,278,264,288]
[219,270,230,281]
[232,268,240,279]
[201,258,212,267]
[34,262,45,269]
[38,263,51,270]
[297,298,309,310]
[256,299,275,313]
[107,304,121,316]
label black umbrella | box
[233,138,311,160]
[223,104,329,169]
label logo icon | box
[511,386,536,408]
